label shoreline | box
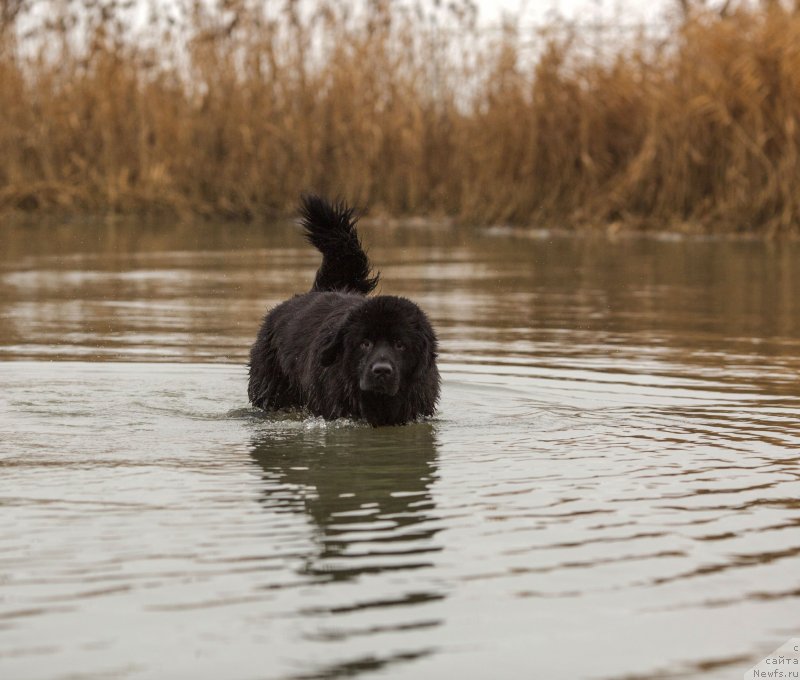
[3,209,794,240]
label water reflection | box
[249,422,441,584]
[247,421,443,677]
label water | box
[2,219,800,679]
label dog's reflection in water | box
[248,422,441,583]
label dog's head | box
[320,296,437,397]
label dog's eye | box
[360,339,373,351]
[394,340,406,351]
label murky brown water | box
[1,219,799,679]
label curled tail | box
[299,194,379,295]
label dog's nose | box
[371,361,393,377]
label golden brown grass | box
[1,0,800,233]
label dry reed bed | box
[1,1,799,233]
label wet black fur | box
[248,195,440,426]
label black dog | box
[248,195,440,426]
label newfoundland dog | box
[248,195,440,426]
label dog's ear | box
[320,323,348,367]
[411,327,437,379]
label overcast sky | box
[476,0,673,26]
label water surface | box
[2,220,800,679]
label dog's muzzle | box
[360,360,400,396]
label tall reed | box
[1,0,799,233]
